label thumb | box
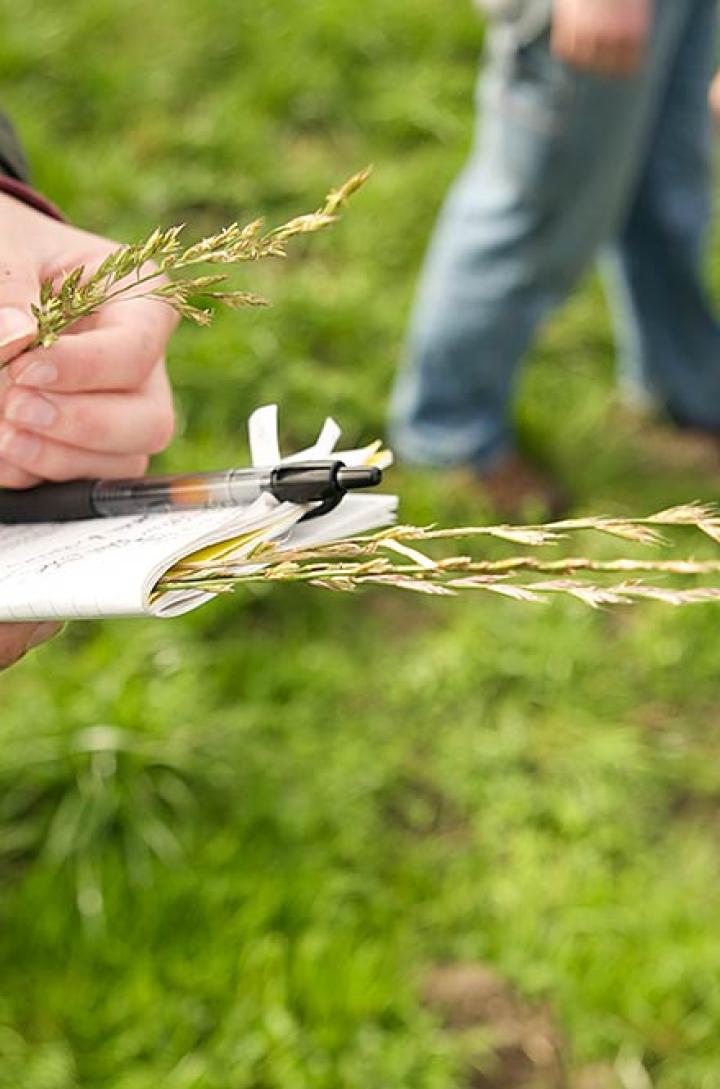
[0,267,39,367]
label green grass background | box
[1,1,720,1086]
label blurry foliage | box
[2,1,720,1088]
[0,719,223,919]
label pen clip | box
[268,459,382,521]
[299,491,343,522]
[270,460,346,521]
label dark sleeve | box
[0,112,30,182]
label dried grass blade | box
[379,538,438,569]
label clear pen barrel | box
[91,469,273,516]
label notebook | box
[0,406,397,621]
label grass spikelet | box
[322,167,373,216]
[698,522,720,545]
[649,503,718,524]
[379,539,438,568]
[594,522,668,546]
[310,577,358,592]
[485,526,564,546]
[533,580,634,608]
[155,504,720,610]
[24,171,371,351]
[475,581,543,603]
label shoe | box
[461,453,569,522]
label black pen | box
[0,460,383,524]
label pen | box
[0,460,383,524]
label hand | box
[0,621,62,671]
[0,193,178,488]
[551,0,653,78]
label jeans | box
[390,0,720,469]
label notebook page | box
[280,493,398,551]
[0,501,298,621]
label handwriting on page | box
[0,509,267,620]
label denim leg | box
[389,7,696,469]
[389,43,580,469]
[603,0,720,429]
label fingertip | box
[0,308,37,366]
[0,424,42,471]
[11,357,59,389]
[10,323,159,393]
[0,453,41,489]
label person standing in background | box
[390,0,720,518]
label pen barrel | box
[0,480,97,523]
[0,462,382,524]
[0,470,272,523]
[92,470,272,516]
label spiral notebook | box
[0,406,397,622]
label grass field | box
[2,2,720,1086]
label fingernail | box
[5,391,57,429]
[0,308,36,349]
[25,622,63,650]
[15,360,58,388]
[0,424,42,463]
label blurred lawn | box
[2,2,720,1087]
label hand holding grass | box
[0,191,182,667]
[0,193,177,490]
[0,168,368,492]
